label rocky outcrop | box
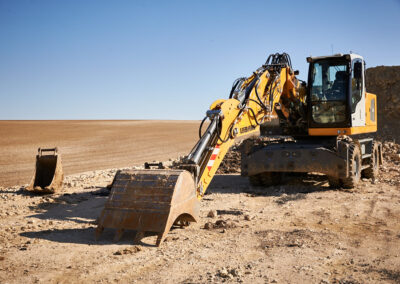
[366,66,400,141]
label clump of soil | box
[113,246,142,255]
[203,219,237,230]
[275,193,306,205]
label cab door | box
[350,58,366,126]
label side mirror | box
[294,70,300,76]
[354,62,362,79]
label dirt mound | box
[383,141,400,164]
[380,141,400,186]
[216,143,242,174]
[366,66,400,141]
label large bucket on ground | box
[96,169,199,246]
[26,148,64,194]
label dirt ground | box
[0,120,199,187]
[0,139,399,283]
[2,69,400,284]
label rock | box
[207,210,217,218]
[164,236,179,242]
[204,222,214,230]
[204,219,237,230]
[215,220,227,227]
[218,267,229,278]
[244,214,252,221]
[114,246,142,255]
[229,268,242,277]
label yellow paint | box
[209,99,226,110]
[365,92,377,126]
[308,125,377,136]
[197,66,299,198]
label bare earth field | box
[0,120,199,187]
[0,121,399,283]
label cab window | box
[310,60,348,124]
[351,59,363,113]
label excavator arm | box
[96,53,303,245]
[179,53,303,198]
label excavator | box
[96,52,381,246]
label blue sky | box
[1,0,399,120]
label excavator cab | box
[306,54,376,135]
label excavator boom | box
[96,53,303,245]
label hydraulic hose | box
[248,98,266,109]
[253,74,268,111]
[215,116,232,143]
[247,107,262,126]
[198,116,208,139]
[229,77,246,99]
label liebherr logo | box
[240,125,256,134]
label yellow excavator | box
[96,52,381,245]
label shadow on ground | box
[208,173,339,196]
[26,187,109,224]
[19,173,340,245]
[20,227,165,247]
[19,186,184,246]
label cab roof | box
[307,53,363,62]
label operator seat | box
[329,71,347,99]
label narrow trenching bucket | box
[96,169,199,246]
[26,147,64,194]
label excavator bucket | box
[96,169,199,246]
[26,148,64,194]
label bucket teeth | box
[95,226,104,241]
[133,231,145,245]
[113,229,124,242]
[96,169,199,246]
